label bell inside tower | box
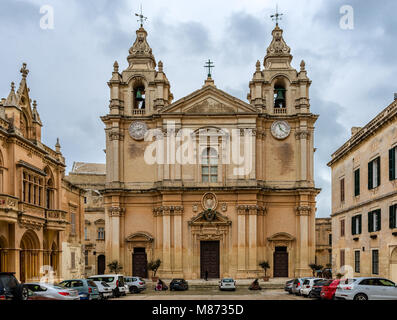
[274,85,286,109]
[133,84,146,110]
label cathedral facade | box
[101,23,319,279]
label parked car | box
[300,278,324,297]
[25,283,79,300]
[310,279,333,299]
[58,279,100,300]
[91,281,113,300]
[88,274,126,298]
[292,277,313,295]
[321,279,341,300]
[219,278,236,291]
[125,276,146,294]
[284,279,294,294]
[0,272,28,301]
[170,279,189,291]
[336,277,397,300]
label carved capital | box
[153,206,184,216]
[108,206,125,217]
[295,130,311,140]
[296,206,312,216]
[108,131,124,141]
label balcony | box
[45,209,68,231]
[0,194,19,223]
[132,109,146,116]
[273,107,287,114]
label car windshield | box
[87,281,97,287]
[223,279,234,283]
[341,279,356,285]
[101,281,110,287]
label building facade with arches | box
[0,64,85,282]
[101,23,319,279]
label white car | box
[219,278,236,291]
[88,274,126,298]
[92,281,113,300]
[336,277,397,300]
[300,278,323,297]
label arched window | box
[201,147,218,183]
[133,81,146,110]
[274,84,286,108]
[20,113,28,137]
[44,167,54,209]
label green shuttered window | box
[390,147,396,181]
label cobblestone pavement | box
[115,289,308,300]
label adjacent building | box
[65,162,106,277]
[328,98,397,282]
[101,23,320,279]
[0,64,85,282]
[315,217,332,267]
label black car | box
[309,279,333,299]
[0,272,29,300]
[284,279,294,294]
[169,279,188,291]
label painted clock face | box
[271,120,291,140]
[129,121,148,140]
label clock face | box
[129,121,148,140]
[271,120,291,140]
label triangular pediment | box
[160,85,258,115]
[188,210,232,226]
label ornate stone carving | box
[152,206,184,216]
[108,131,124,141]
[296,206,312,216]
[221,203,227,212]
[266,25,291,57]
[202,192,217,211]
[108,207,125,217]
[295,130,311,140]
[236,205,266,215]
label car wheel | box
[354,293,368,301]
[21,286,29,301]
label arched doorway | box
[50,242,58,276]
[273,246,288,277]
[19,230,40,283]
[391,247,397,283]
[97,255,105,275]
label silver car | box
[25,283,79,300]
[124,276,146,293]
[292,277,313,295]
[219,278,236,291]
[336,277,397,300]
[92,281,113,300]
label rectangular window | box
[71,252,76,269]
[372,250,379,275]
[390,204,397,229]
[340,219,345,237]
[340,178,345,202]
[84,227,88,240]
[368,209,381,232]
[97,227,105,240]
[84,250,89,265]
[352,214,362,235]
[340,249,345,268]
[368,157,381,189]
[71,213,76,235]
[354,168,360,196]
[390,146,397,181]
[354,251,360,273]
[329,250,332,265]
[328,234,332,245]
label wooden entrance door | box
[200,241,220,279]
[132,248,147,278]
[273,247,288,277]
[97,255,105,275]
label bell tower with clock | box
[248,20,320,276]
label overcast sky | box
[0,0,396,218]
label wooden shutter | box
[390,205,396,229]
[351,216,355,235]
[354,169,360,196]
[359,215,362,234]
[376,209,381,231]
[390,148,396,181]
[368,211,373,232]
[340,179,345,202]
[368,161,373,189]
[376,157,381,187]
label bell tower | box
[108,26,173,117]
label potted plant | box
[147,259,161,282]
[107,260,123,273]
[259,261,270,281]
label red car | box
[320,279,341,300]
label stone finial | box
[256,60,261,72]
[33,100,37,109]
[55,137,61,153]
[158,60,163,72]
[113,61,119,73]
[300,60,306,71]
[20,63,29,79]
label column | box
[173,210,182,273]
[237,207,246,272]
[162,209,171,273]
[248,207,257,271]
